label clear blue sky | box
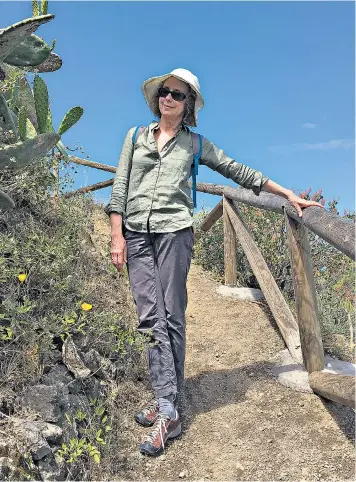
[2,1,355,213]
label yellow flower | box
[17,273,27,283]
[81,302,92,311]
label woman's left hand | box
[287,192,324,218]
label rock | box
[42,349,63,370]
[13,421,62,460]
[179,470,187,478]
[62,337,91,379]
[269,349,313,393]
[37,453,67,481]
[68,393,87,412]
[68,375,101,397]
[0,457,19,479]
[0,387,15,415]
[42,364,74,387]
[216,285,264,302]
[71,332,91,351]
[17,383,70,423]
[0,437,14,458]
[323,356,356,376]
[21,427,51,461]
[235,462,245,471]
[40,422,63,444]
[82,348,117,380]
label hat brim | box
[142,73,204,123]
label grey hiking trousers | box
[124,226,194,398]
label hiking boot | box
[135,399,159,427]
[140,411,181,457]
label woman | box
[105,68,323,457]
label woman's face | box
[159,77,189,121]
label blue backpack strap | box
[132,126,146,145]
[191,133,203,209]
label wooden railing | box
[65,156,355,409]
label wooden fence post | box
[223,196,237,286]
[224,198,302,363]
[284,213,324,373]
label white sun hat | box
[141,68,204,125]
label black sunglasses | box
[158,87,186,102]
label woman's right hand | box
[111,235,127,272]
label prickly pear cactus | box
[0,15,54,62]
[58,107,84,136]
[17,106,27,141]
[4,34,52,67]
[0,8,83,210]
[0,92,17,143]
[0,132,59,169]
[0,15,62,76]
[16,76,38,129]
[32,1,40,17]
[24,51,62,73]
[33,75,48,133]
[32,1,49,17]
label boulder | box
[37,453,67,481]
[62,337,91,379]
[13,420,63,460]
[41,364,73,387]
[17,383,70,423]
[83,348,117,380]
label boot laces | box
[142,400,159,416]
[146,413,171,449]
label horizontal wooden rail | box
[309,371,355,409]
[64,178,115,198]
[67,157,355,260]
[196,182,355,260]
[69,156,116,174]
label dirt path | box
[93,215,355,481]
[112,264,354,482]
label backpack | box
[132,126,202,209]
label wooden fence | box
[64,156,355,409]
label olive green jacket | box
[105,122,268,232]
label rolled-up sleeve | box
[104,127,135,216]
[200,137,269,195]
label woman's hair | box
[152,81,197,127]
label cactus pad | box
[33,75,48,134]
[26,118,37,139]
[58,106,83,136]
[24,52,62,73]
[4,34,51,67]
[32,1,40,17]
[41,1,49,16]
[0,132,59,168]
[18,106,27,141]
[0,15,54,62]
[0,93,18,141]
[17,77,38,129]
[56,139,69,162]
